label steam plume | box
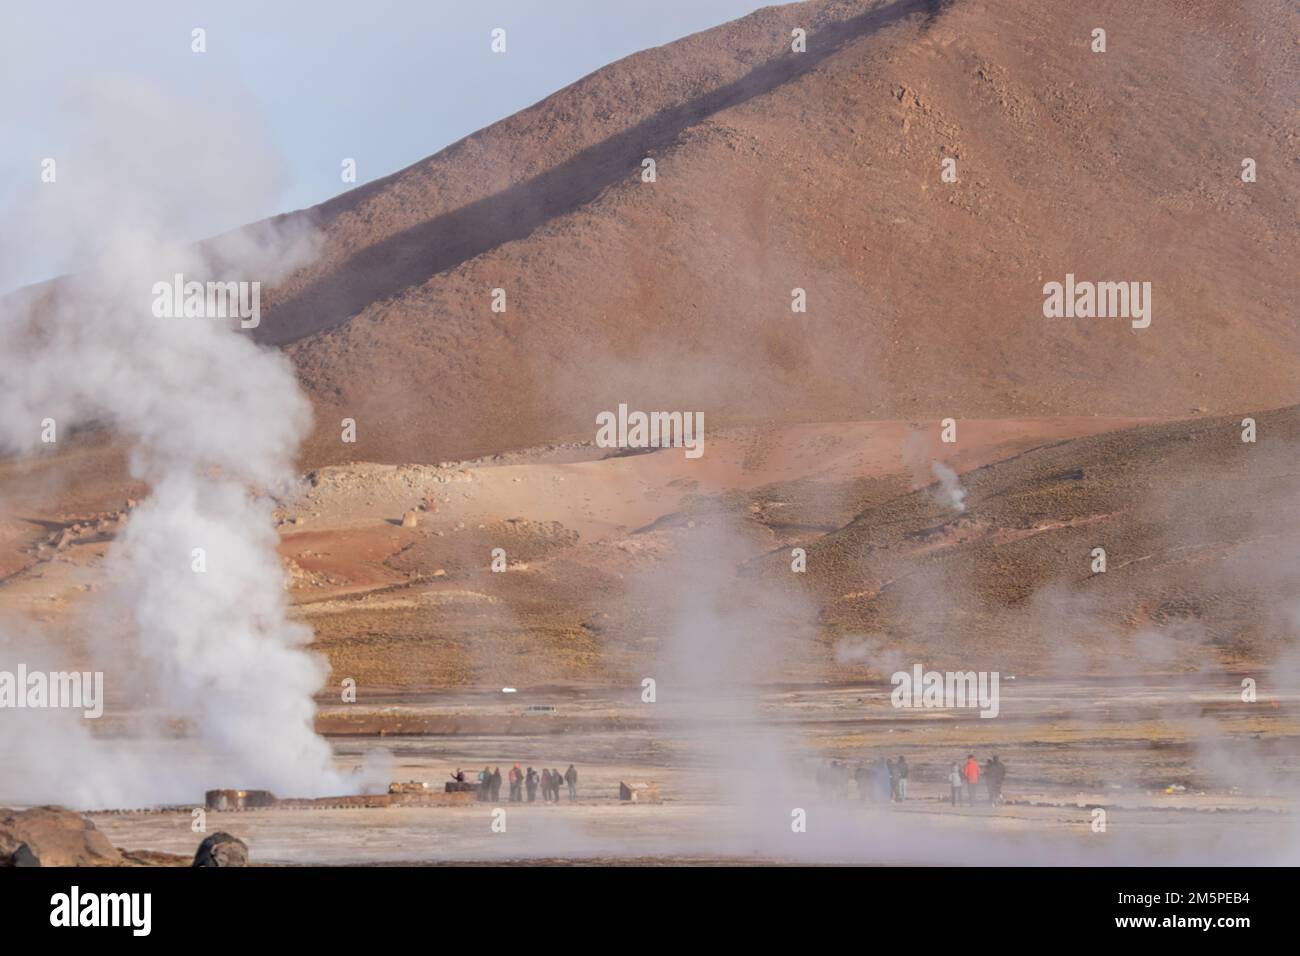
[0,80,346,805]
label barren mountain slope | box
[1,0,1295,689]
[762,405,1300,675]
[297,407,1300,687]
[258,0,1298,466]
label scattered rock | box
[192,832,249,868]
[0,807,122,867]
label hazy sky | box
[1,0,769,290]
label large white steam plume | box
[0,79,349,805]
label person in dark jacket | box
[509,763,522,802]
[564,764,578,802]
[478,766,491,801]
[490,767,502,802]
[550,769,562,802]
[540,768,553,802]
[876,758,892,803]
[854,763,871,801]
[526,767,539,802]
[984,755,1006,805]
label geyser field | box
[2,0,1298,868]
[6,415,1300,864]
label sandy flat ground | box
[85,677,1300,865]
[89,799,1294,867]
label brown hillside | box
[758,405,1300,675]
[249,0,1298,467]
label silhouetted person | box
[550,769,562,802]
[478,766,491,801]
[854,763,871,801]
[541,768,553,802]
[490,766,502,802]
[565,764,578,802]
[985,755,1006,805]
[451,768,465,784]
[526,766,538,802]
[888,758,900,802]
[509,763,522,802]
[949,763,963,806]
[895,756,909,802]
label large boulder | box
[192,832,249,867]
[0,807,122,867]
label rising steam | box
[0,80,349,806]
[930,460,967,513]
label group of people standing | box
[948,754,1006,806]
[818,754,1007,807]
[817,756,909,802]
[854,756,909,803]
[454,764,579,803]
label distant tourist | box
[855,763,872,802]
[949,763,963,806]
[565,764,578,802]
[490,767,502,802]
[963,754,980,805]
[876,758,892,803]
[895,756,909,802]
[984,756,1006,806]
[526,766,539,802]
[509,763,522,802]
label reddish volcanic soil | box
[3,0,1296,690]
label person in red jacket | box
[963,754,980,806]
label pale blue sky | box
[1,0,771,290]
